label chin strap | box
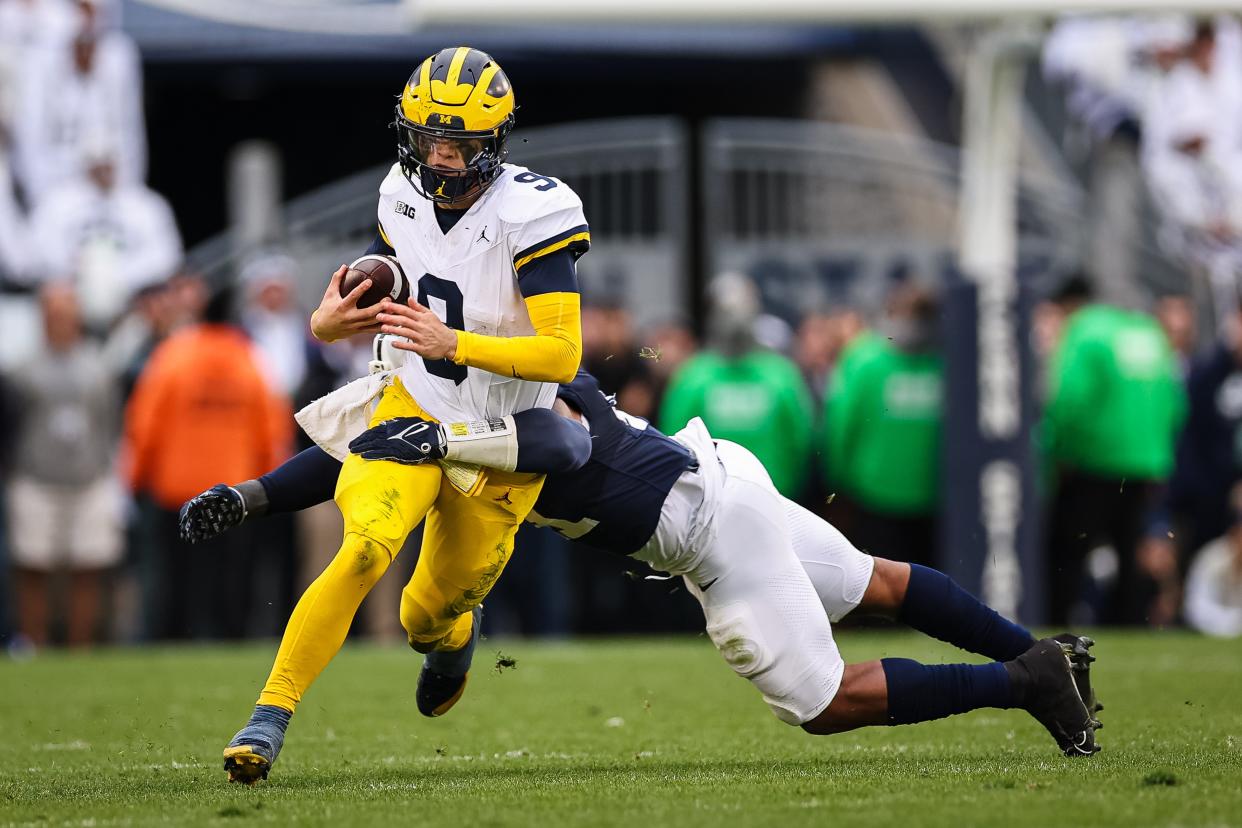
[441,416,519,472]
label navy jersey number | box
[514,171,558,191]
[416,274,467,385]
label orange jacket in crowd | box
[125,323,292,510]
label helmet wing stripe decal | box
[401,56,435,122]
[446,46,471,89]
[413,56,432,90]
[395,47,515,204]
[477,63,500,100]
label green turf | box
[1,631,1239,827]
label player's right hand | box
[179,484,247,544]
[310,265,384,343]
[349,417,447,465]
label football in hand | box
[340,254,410,308]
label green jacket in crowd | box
[660,349,813,497]
[823,332,943,515]
[1044,304,1186,480]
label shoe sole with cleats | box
[223,745,270,785]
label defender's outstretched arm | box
[178,446,340,544]
[349,403,589,472]
[179,406,590,544]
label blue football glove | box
[179,481,267,544]
[179,484,244,543]
[349,417,446,465]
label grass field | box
[1,630,1239,827]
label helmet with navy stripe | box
[394,46,516,206]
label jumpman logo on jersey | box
[494,489,514,505]
[434,180,446,196]
[476,226,490,245]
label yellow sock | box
[256,532,391,711]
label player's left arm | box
[455,245,584,383]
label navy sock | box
[898,564,1035,661]
[881,658,1013,725]
[258,446,342,514]
[248,704,292,730]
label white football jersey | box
[376,162,588,423]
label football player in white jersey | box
[221,47,590,785]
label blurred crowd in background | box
[2,0,1242,651]
[1044,13,1242,313]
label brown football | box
[340,254,410,308]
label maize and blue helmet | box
[394,46,516,206]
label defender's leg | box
[804,640,1099,757]
[787,502,1100,720]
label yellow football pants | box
[257,379,543,712]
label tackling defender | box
[219,47,590,784]
[185,371,1101,774]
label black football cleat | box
[1009,638,1100,757]
[416,606,482,717]
[1054,633,1102,722]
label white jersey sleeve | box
[498,166,590,280]
[376,162,407,245]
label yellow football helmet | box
[394,46,516,205]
